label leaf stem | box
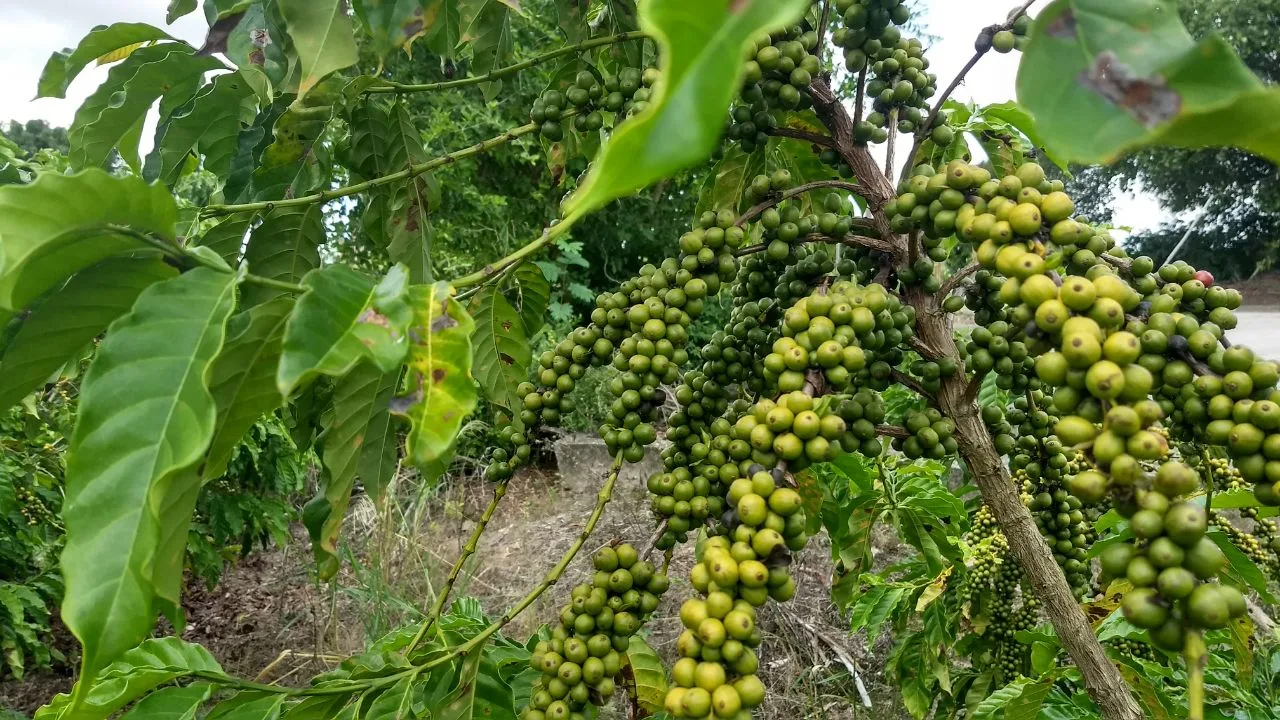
[201,122,542,217]
[107,224,307,294]
[365,32,649,94]
[408,477,512,652]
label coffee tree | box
[4,0,1280,719]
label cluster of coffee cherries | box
[957,504,1039,683]
[989,10,1032,54]
[892,408,957,460]
[830,0,938,142]
[958,318,1035,392]
[522,544,668,720]
[530,65,658,141]
[727,26,821,153]
[662,464,806,719]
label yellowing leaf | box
[916,567,952,612]
[392,282,476,469]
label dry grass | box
[1,442,913,719]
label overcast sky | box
[0,0,1163,230]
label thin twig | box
[815,0,833,65]
[451,224,567,289]
[937,262,980,299]
[641,519,669,561]
[734,180,866,227]
[884,108,898,181]
[732,232,897,259]
[875,424,910,439]
[891,369,935,402]
[366,32,647,94]
[410,454,625,675]
[765,126,839,149]
[853,68,867,128]
[905,0,1040,181]
[407,476,512,652]
[202,120,550,217]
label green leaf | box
[1017,0,1280,165]
[36,638,225,720]
[305,362,399,578]
[437,642,517,720]
[280,696,352,720]
[561,0,807,222]
[61,267,241,686]
[204,298,294,481]
[459,0,515,100]
[118,684,212,720]
[168,0,199,24]
[391,282,477,469]
[68,44,222,171]
[205,693,286,720]
[279,0,359,99]
[421,0,462,56]
[348,102,436,282]
[195,213,255,267]
[0,169,178,312]
[976,101,1067,171]
[356,370,401,504]
[1208,528,1275,602]
[358,0,431,63]
[277,264,411,397]
[695,145,766,216]
[37,23,175,99]
[150,73,254,184]
[364,676,415,720]
[972,676,1038,720]
[249,83,340,201]
[1005,676,1056,720]
[468,285,530,412]
[512,263,550,335]
[0,256,176,412]
[239,205,324,307]
[224,5,291,101]
[624,636,667,715]
[147,297,294,624]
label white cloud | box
[0,0,1166,231]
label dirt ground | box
[0,452,912,719]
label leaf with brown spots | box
[360,0,433,64]
[468,284,530,412]
[393,282,477,469]
[277,264,411,396]
[1019,0,1280,165]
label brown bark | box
[806,78,1144,720]
[909,289,1144,720]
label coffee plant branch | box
[365,32,649,94]
[407,476,513,652]
[200,119,554,218]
